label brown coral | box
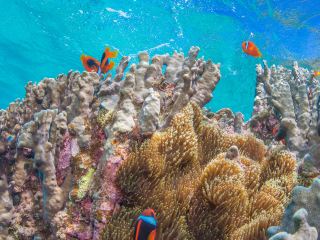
[109,103,297,240]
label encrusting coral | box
[0,174,13,239]
[268,208,318,240]
[105,103,297,240]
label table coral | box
[108,103,297,240]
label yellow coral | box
[77,168,95,200]
[97,109,114,128]
[112,103,297,240]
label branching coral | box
[107,103,297,240]
[250,61,320,168]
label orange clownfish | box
[313,71,320,78]
[80,47,118,75]
[134,208,157,240]
[242,41,262,58]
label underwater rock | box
[268,208,318,240]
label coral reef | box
[0,47,221,239]
[247,61,320,187]
[268,208,318,240]
[2,45,316,240]
[250,61,320,165]
[106,103,296,240]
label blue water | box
[1,0,319,119]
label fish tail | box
[148,230,156,240]
[103,46,118,58]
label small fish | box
[134,208,157,240]
[80,47,118,75]
[80,54,101,73]
[100,47,118,74]
[313,71,320,78]
[242,41,262,58]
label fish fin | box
[245,41,249,50]
[148,230,156,240]
[107,50,118,58]
[101,47,111,63]
[108,61,115,70]
[135,220,142,240]
[103,46,118,58]
[102,61,115,73]
[80,54,85,61]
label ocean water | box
[0,0,319,119]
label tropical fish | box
[242,41,262,58]
[80,47,118,75]
[100,47,118,74]
[80,54,100,73]
[134,208,157,240]
[313,70,320,78]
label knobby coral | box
[272,179,320,238]
[104,103,297,240]
[268,208,318,240]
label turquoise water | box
[1,0,319,118]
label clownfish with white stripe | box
[242,41,262,58]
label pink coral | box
[67,224,93,240]
[56,132,72,185]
